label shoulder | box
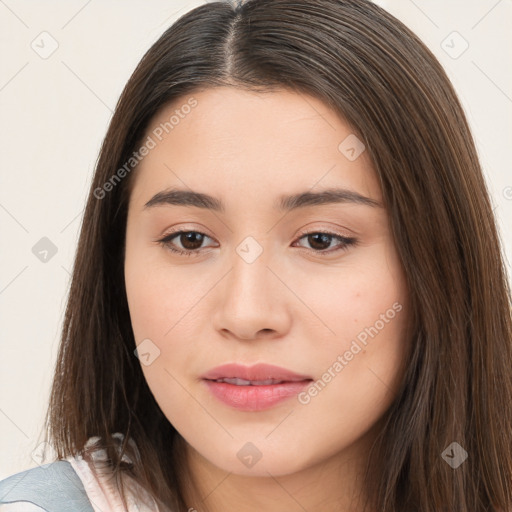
[0,434,162,512]
[0,459,93,511]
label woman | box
[1,0,511,510]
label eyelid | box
[294,225,353,240]
[157,224,215,241]
[159,222,354,242]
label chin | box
[199,438,315,477]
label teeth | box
[220,378,251,386]
[215,378,284,386]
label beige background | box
[1,0,511,479]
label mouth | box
[201,363,313,411]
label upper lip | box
[201,363,313,382]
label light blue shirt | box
[0,460,93,511]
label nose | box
[212,246,292,341]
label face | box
[124,86,410,478]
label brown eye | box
[157,230,357,258]
[177,232,206,251]
[158,230,215,256]
[294,231,357,255]
[304,233,333,251]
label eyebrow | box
[143,187,382,212]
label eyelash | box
[156,229,357,257]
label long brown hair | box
[41,0,512,510]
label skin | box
[124,87,410,512]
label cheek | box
[291,243,409,408]
[124,245,209,342]
[289,242,407,352]
[124,253,206,419]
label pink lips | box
[201,363,313,412]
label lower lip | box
[203,379,312,411]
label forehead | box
[129,87,381,210]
